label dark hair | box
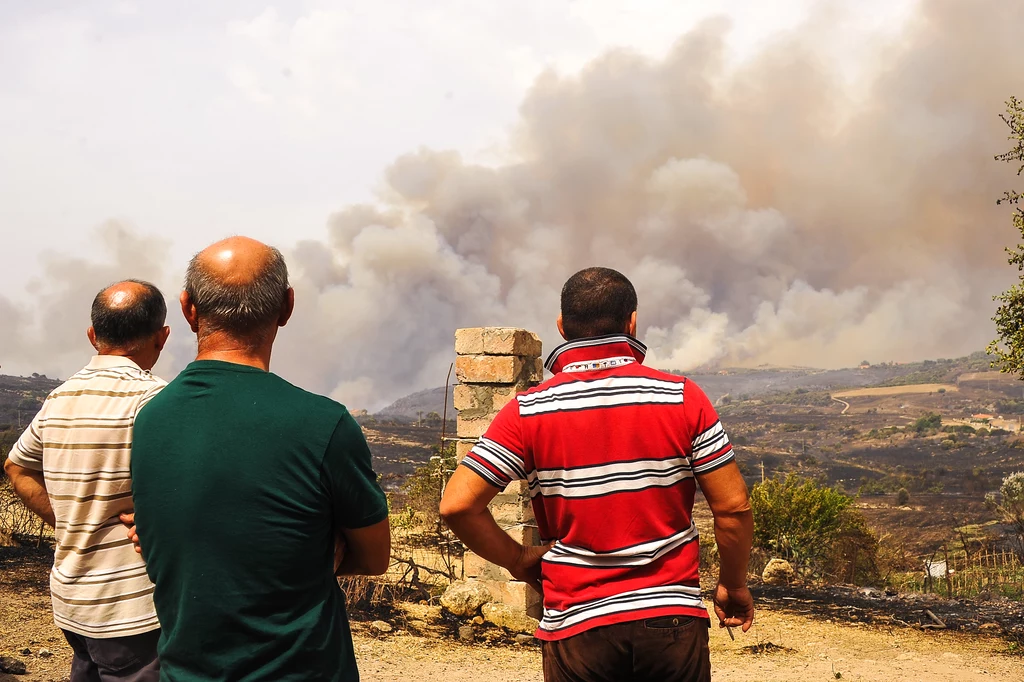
[184,246,289,342]
[560,267,638,340]
[90,280,167,349]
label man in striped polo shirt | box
[441,267,754,682]
[5,280,169,682]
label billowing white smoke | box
[1,0,1021,410]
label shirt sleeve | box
[7,411,45,472]
[131,381,166,420]
[321,410,389,529]
[685,380,734,475]
[459,398,528,489]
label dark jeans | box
[62,629,160,682]
[542,616,711,682]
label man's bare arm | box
[696,460,754,631]
[440,467,550,594]
[336,517,392,576]
[4,459,56,528]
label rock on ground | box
[370,621,394,635]
[440,580,494,617]
[0,655,27,675]
[481,602,540,634]
[762,558,796,585]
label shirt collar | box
[544,334,648,374]
[86,355,144,372]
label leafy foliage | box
[750,475,878,582]
[989,97,1024,374]
[400,443,457,529]
[912,412,942,433]
[987,471,1024,557]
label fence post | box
[942,545,952,597]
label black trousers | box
[61,629,160,682]
[542,616,711,682]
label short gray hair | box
[184,247,289,341]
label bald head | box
[90,280,167,351]
[193,236,281,287]
[184,237,290,345]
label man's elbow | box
[3,458,30,486]
[438,495,467,525]
[712,496,752,520]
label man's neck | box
[97,350,153,371]
[195,331,275,372]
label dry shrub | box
[339,574,424,620]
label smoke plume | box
[2,0,1022,409]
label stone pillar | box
[453,327,543,619]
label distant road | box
[831,396,850,415]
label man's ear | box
[278,288,295,328]
[556,315,568,341]
[87,327,99,351]
[180,291,200,333]
[155,326,171,351]
[627,311,637,337]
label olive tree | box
[988,97,1024,372]
[986,472,1024,557]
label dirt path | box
[350,609,1019,682]
[831,396,851,414]
[6,603,1018,682]
[2,548,1019,682]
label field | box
[832,384,958,398]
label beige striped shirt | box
[7,355,165,638]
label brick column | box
[453,327,543,619]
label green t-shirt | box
[131,360,388,682]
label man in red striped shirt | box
[441,267,754,682]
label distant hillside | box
[375,385,455,422]
[376,352,1003,419]
[0,373,61,431]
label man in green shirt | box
[127,237,391,681]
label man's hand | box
[712,583,754,632]
[120,512,142,554]
[508,542,554,595]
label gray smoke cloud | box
[2,0,1021,410]
[0,222,196,380]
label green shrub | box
[913,413,942,433]
[751,475,878,582]
[896,488,910,506]
[401,444,457,528]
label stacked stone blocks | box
[453,327,543,619]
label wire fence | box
[891,547,1024,599]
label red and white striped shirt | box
[462,334,734,641]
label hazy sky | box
[0,0,915,295]
[16,0,1019,413]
